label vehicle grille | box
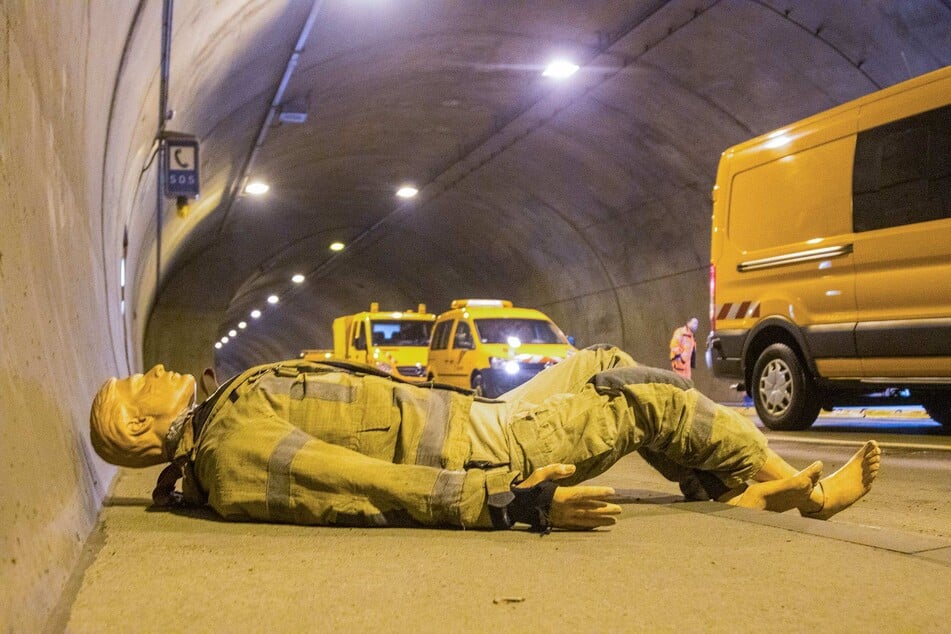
[397,366,426,377]
[518,363,550,374]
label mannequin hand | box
[516,464,622,530]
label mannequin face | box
[90,365,196,467]
[114,365,196,419]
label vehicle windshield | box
[369,320,433,346]
[474,318,566,345]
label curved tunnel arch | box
[148,0,950,387]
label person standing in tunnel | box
[670,317,699,379]
[89,345,880,532]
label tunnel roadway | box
[57,412,951,633]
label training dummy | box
[90,346,881,531]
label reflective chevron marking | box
[716,301,761,320]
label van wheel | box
[751,344,820,430]
[922,395,951,429]
[471,372,485,397]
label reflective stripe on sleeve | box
[265,428,311,522]
[415,390,453,467]
[691,391,717,446]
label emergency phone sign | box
[164,137,200,198]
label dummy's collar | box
[163,408,193,462]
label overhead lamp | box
[267,294,280,304]
[292,273,305,284]
[229,329,237,337]
[542,59,579,79]
[250,309,262,319]
[214,342,222,349]
[238,321,247,329]
[221,336,230,344]
[277,101,308,124]
[396,186,418,199]
[329,241,345,252]
[245,181,270,195]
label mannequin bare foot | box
[723,461,822,512]
[802,440,881,520]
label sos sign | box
[164,137,200,198]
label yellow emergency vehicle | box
[707,65,951,430]
[300,349,334,361]
[326,303,435,382]
[427,299,574,397]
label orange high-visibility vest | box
[669,326,696,379]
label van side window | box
[431,320,453,350]
[453,322,474,350]
[353,322,366,351]
[853,104,951,232]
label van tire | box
[922,395,951,429]
[751,344,821,430]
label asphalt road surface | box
[746,413,951,540]
[61,410,951,632]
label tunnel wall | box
[0,3,148,630]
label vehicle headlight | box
[489,357,520,375]
[375,361,393,373]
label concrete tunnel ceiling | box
[145,0,951,383]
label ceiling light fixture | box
[277,101,308,124]
[267,295,280,304]
[229,329,237,337]
[543,60,579,79]
[214,342,222,349]
[245,181,270,195]
[329,241,345,252]
[221,336,229,344]
[238,321,247,329]
[292,273,305,284]
[396,186,418,199]
[250,309,262,319]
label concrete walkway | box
[56,443,951,633]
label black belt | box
[191,373,241,440]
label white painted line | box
[767,434,951,452]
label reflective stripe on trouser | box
[468,347,768,489]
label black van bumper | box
[707,331,745,380]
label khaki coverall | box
[166,346,767,529]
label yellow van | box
[427,299,574,397]
[330,303,435,382]
[707,65,951,430]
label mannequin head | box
[90,365,196,467]
[687,317,699,333]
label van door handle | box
[738,244,853,272]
